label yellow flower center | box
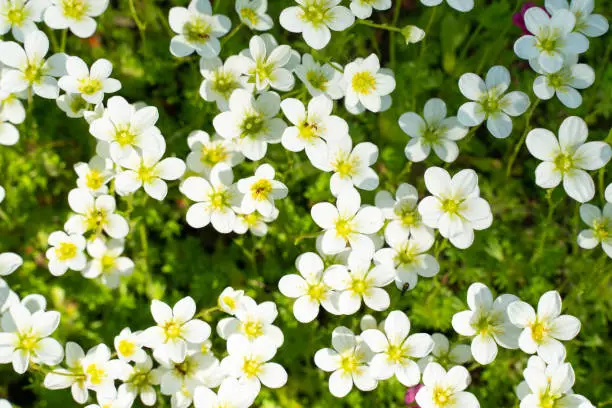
[208,188,231,210]
[339,352,358,373]
[242,212,261,227]
[6,5,28,25]
[334,217,354,239]
[100,254,116,272]
[240,112,265,138]
[306,282,327,301]
[432,386,454,406]
[242,319,264,339]
[250,179,273,201]
[593,218,610,241]
[85,208,108,231]
[530,320,549,344]
[56,242,77,261]
[86,363,105,385]
[242,357,262,378]
[62,0,87,20]
[300,2,329,26]
[349,276,369,295]
[351,71,377,95]
[240,7,259,25]
[472,310,501,336]
[184,17,212,43]
[441,198,461,215]
[136,164,157,183]
[537,31,559,53]
[220,295,236,310]
[553,153,574,174]
[400,208,420,227]
[113,126,136,146]
[172,358,194,377]
[331,153,359,178]
[386,343,406,363]
[85,170,105,190]
[23,61,44,83]
[128,369,150,388]
[539,388,560,408]
[77,77,102,95]
[212,71,238,98]
[117,339,135,357]
[162,320,182,341]
[306,70,328,91]
[16,331,39,352]
[298,120,320,141]
[395,244,418,266]
[201,143,229,166]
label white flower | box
[530,55,595,109]
[44,0,108,38]
[42,342,88,403]
[507,290,581,363]
[45,231,86,276]
[311,188,384,257]
[235,0,273,31]
[114,149,186,201]
[118,355,161,407]
[417,333,472,371]
[140,296,212,363]
[0,119,18,146]
[418,167,493,249]
[325,135,379,196]
[168,0,231,58]
[0,252,22,276]
[83,238,134,288]
[194,378,256,408]
[343,54,396,113]
[278,252,340,323]
[0,30,66,99]
[514,8,589,73]
[525,116,611,203]
[295,53,344,100]
[180,165,242,233]
[0,400,10,408]
[220,335,287,396]
[545,0,609,38]
[199,56,253,111]
[0,303,63,373]
[217,287,246,315]
[213,89,286,161]
[415,363,480,408]
[85,391,134,408]
[606,183,612,203]
[239,34,295,92]
[0,0,47,42]
[186,130,243,177]
[519,359,586,408]
[361,310,433,386]
[74,156,114,195]
[374,230,438,292]
[279,0,355,50]
[113,327,146,363]
[324,253,394,314]
[0,88,26,125]
[451,283,521,365]
[233,207,278,236]
[89,96,165,162]
[280,94,348,168]
[216,297,284,347]
[457,65,530,138]
[65,188,129,239]
[420,0,474,12]
[400,98,468,162]
[57,93,90,118]
[84,101,104,124]
[58,57,121,104]
[314,326,376,398]
[350,0,391,19]
[156,346,219,399]
[237,163,288,217]
[577,203,612,257]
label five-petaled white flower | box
[525,116,611,203]
[400,98,468,162]
[451,283,521,365]
[457,65,530,139]
[74,156,114,195]
[0,0,48,41]
[361,310,434,386]
[312,187,384,257]
[216,297,284,347]
[65,188,129,239]
[239,34,295,92]
[58,56,121,104]
[415,362,480,408]
[295,53,344,100]
[417,332,472,371]
[513,8,589,73]
[235,0,273,31]
[113,327,146,363]
[45,231,87,276]
[199,56,253,111]
[118,355,160,407]
[507,290,581,363]
[217,287,246,316]
[83,238,134,288]
[544,0,609,38]
[349,0,391,19]
[325,135,379,196]
[577,203,612,258]
[233,208,278,236]
[237,163,287,217]
[168,0,231,58]
[193,377,257,408]
[279,0,355,50]
[343,54,396,113]
[314,326,377,397]
[44,0,108,38]
[186,130,243,177]
[420,0,474,13]
[418,167,493,249]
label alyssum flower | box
[58,56,122,105]
[343,54,396,113]
[237,163,288,217]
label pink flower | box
[512,2,548,35]
[405,384,423,406]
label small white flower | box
[194,377,256,408]
[311,188,384,257]
[140,296,212,363]
[0,88,26,125]
[233,207,278,236]
[114,327,146,363]
[577,203,612,258]
[0,30,67,99]
[45,231,86,276]
[213,89,286,161]
[43,342,90,403]
[85,390,134,408]
[525,116,611,203]
[415,363,480,408]
[457,65,530,139]
[118,355,161,407]
[186,130,243,177]
[545,0,609,38]
[0,252,22,276]
[530,55,595,109]
[89,96,165,162]
[325,135,379,196]
[0,399,10,408]
[418,167,493,249]
[235,0,273,31]
[514,8,589,73]
[0,119,19,146]
[314,326,376,398]
[324,253,394,314]
[281,94,348,168]
[199,56,253,111]
[279,0,355,50]
[57,93,90,118]
[350,0,391,19]
[420,0,474,12]
[278,252,340,323]
[295,53,344,100]
[216,297,284,347]
[217,287,246,316]
[0,0,48,42]
[239,34,295,92]
[606,183,612,203]
[83,238,134,288]
[0,303,63,373]
[237,163,288,217]
[44,0,108,38]
[343,54,396,113]
[58,57,121,104]
[451,283,521,365]
[361,310,433,386]
[400,98,468,162]
[84,100,104,124]
[74,155,114,195]
[156,346,219,399]
[519,358,587,408]
[180,164,242,233]
[417,333,472,371]
[168,0,231,58]
[114,149,186,201]
[65,188,129,239]
[507,290,581,363]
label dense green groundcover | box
[1,0,611,406]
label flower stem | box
[419,7,438,57]
[128,0,147,43]
[434,238,448,257]
[531,188,560,264]
[357,19,402,33]
[59,29,67,52]
[389,0,402,69]
[221,23,243,47]
[506,98,540,178]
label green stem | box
[221,23,243,46]
[458,21,484,61]
[506,98,540,178]
[434,238,448,257]
[531,188,559,264]
[128,0,147,43]
[419,7,438,57]
[59,29,67,52]
[294,232,320,245]
[196,306,220,319]
[389,0,402,69]
[357,19,402,33]
[46,27,60,52]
